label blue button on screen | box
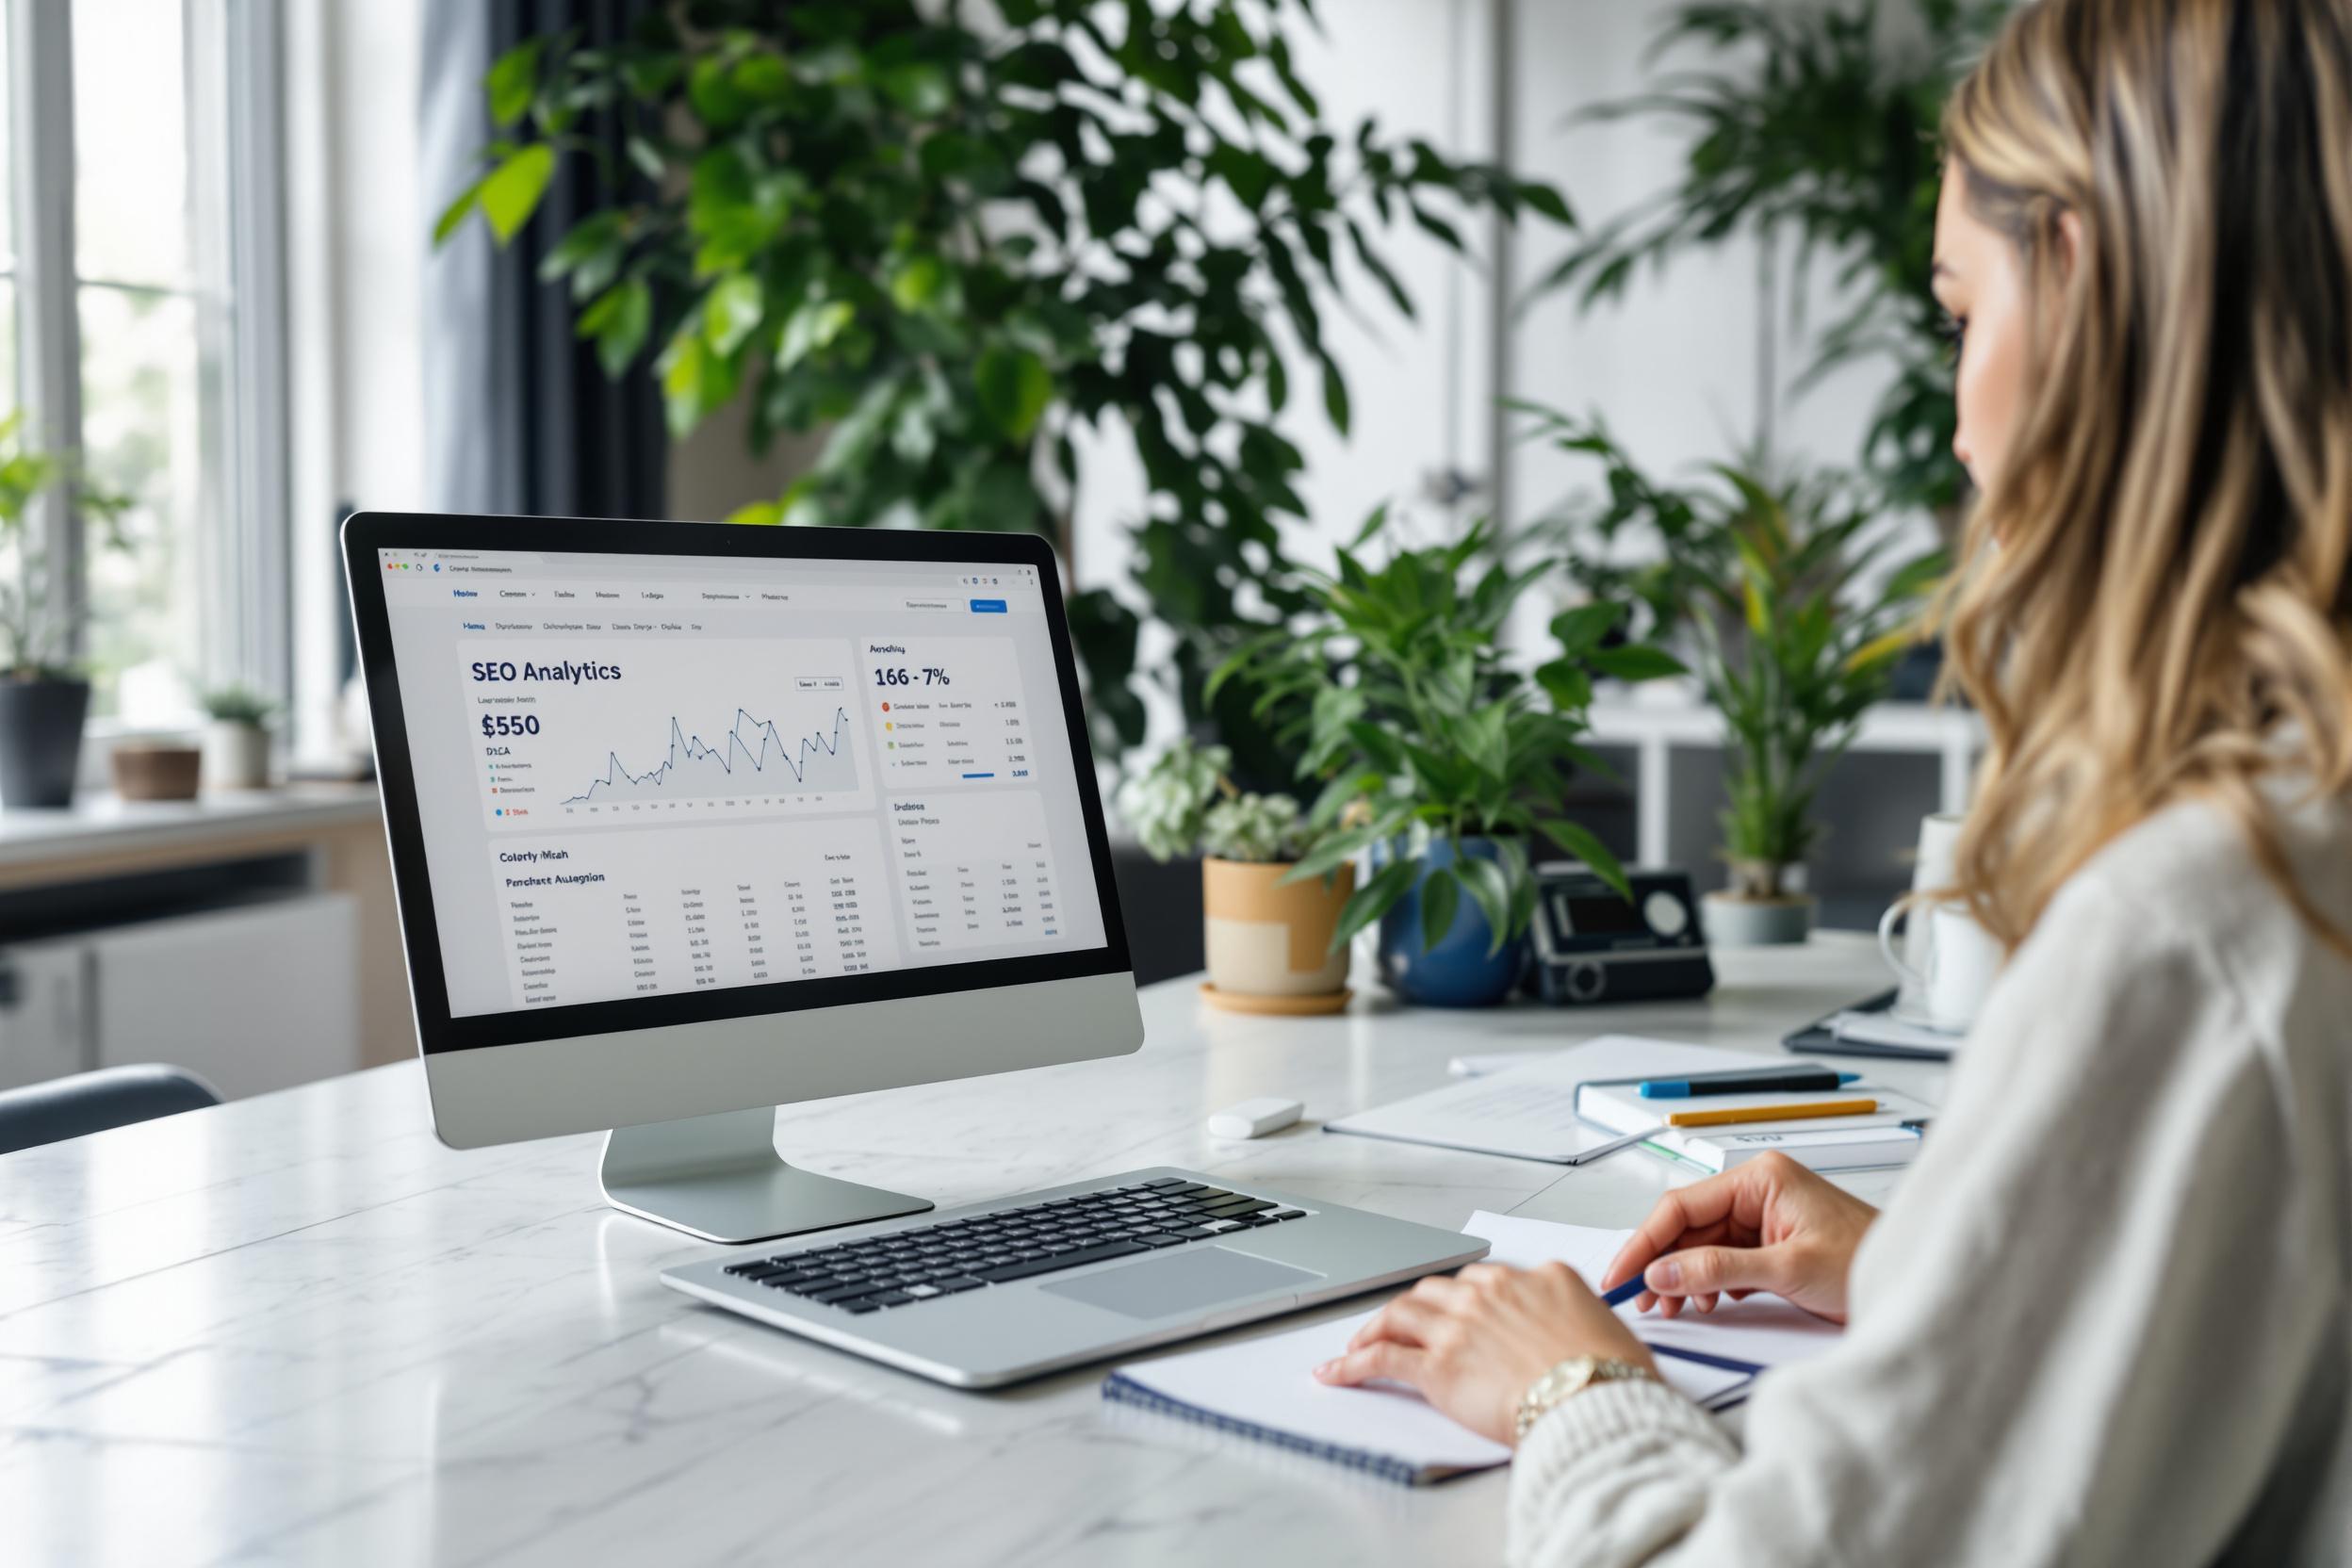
[969,598,1006,612]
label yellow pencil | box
[1664,1098,1880,1129]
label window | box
[3,0,286,724]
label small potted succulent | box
[1119,738,1354,1013]
[1221,516,1677,1006]
[200,685,277,791]
[0,413,127,809]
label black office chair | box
[0,1064,221,1155]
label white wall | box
[1504,1,1892,531]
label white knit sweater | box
[1509,792,2352,1567]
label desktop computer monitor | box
[343,514,1144,1243]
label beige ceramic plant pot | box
[1200,858,1354,1014]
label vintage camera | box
[1524,865,1714,1005]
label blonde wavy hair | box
[1938,0,2352,954]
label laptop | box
[664,1168,1487,1387]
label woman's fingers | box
[1315,1336,1431,1389]
[1347,1288,1450,1352]
[1644,1242,1793,1301]
[1602,1171,1758,1290]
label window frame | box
[4,0,290,723]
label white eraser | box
[1207,1097,1303,1140]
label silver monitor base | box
[598,1107,933,1245]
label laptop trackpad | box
[1039,1247,1323,1319]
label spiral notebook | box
[1101,1214,1812,1485]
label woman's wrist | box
[1514,1355,1661,1442]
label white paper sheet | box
[1326,1036,1790,1163]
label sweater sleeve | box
[1505,876,2336,1568]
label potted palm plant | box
[1537,416,1944,944]
[1220,518,1678,1006]
[1119,738,1353,1013]
[0,413,126,809]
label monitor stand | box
[598,1107,933,1245]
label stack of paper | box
[1102,1211,1841,1485]
[1576,1076,1935,1174]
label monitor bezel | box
[343,511,1135,1057]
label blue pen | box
[1639,1068,1860,1099]
[1601,1274,1651,1308]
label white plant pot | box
[203,719,272,791]
[1702,890,1815,947]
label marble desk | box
[0,934,1933,1568]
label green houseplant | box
[1536,413,1944,943]
[442,1,1574,780]
[200,684,278,792]
[0,412,128,809]
[1119,736,1353,1011]
[1217,517,1678,1006]
[1536,0,2008,521]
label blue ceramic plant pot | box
[1372,836,1529,1007]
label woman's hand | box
[1602,1152,1879,1325]
[1312,1263,1658,1446]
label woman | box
[1315,1,2352,1561]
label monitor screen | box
[368,537,1114,1029]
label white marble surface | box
[0,936,1936,1568]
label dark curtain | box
[421,0,667,520]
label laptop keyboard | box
[720,1177,1312,1315]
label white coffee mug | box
[1900,813,1967,979]
[1876,899,2002,1034]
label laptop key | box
[840,1300,882,1315]
[808,1283,873,1303]
[1156,1225,1215,1240]
[1133,1233,1185,1249]
[1268,1209,1307,1222]
[861,1291,914,1308]
[977,1239,1148,1283]
[932,1276,986,1293]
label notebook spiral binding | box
[1102,1372,1439,1487]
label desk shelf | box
[1582,699,1985,923]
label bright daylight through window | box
[0,0,276,726]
